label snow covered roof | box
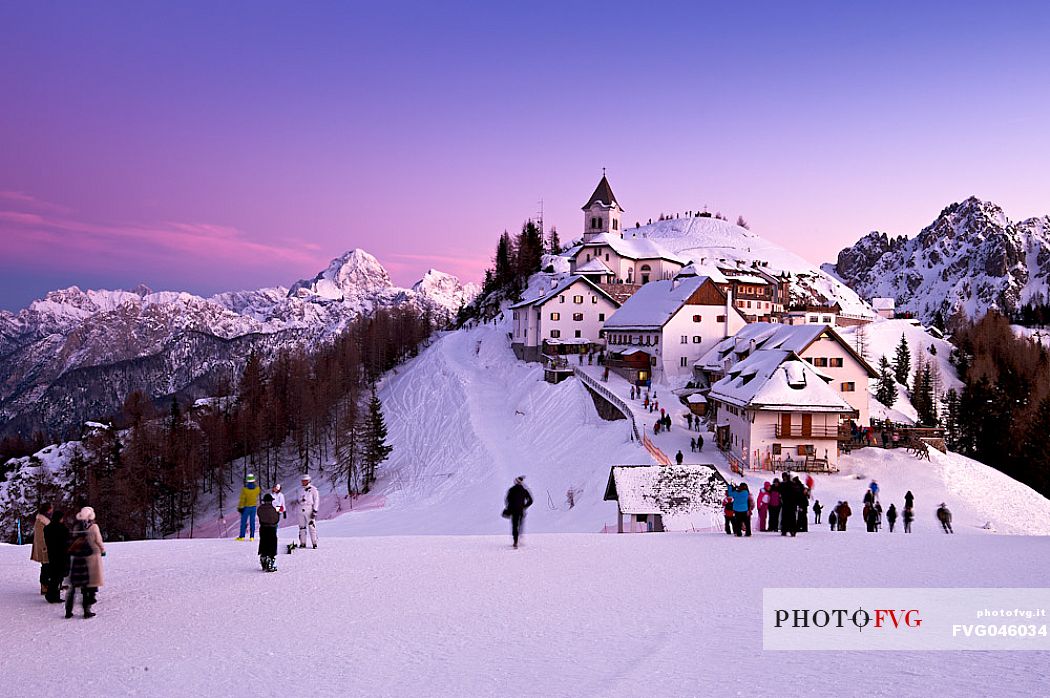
[509,275,619,310]
[695,322,877,377]
[686,394,707,404]
[708,350,854,413]
[722,273,771,285]
[575,257,614,274]
[604,464,726,517]
[603,277,725,330]
[872,297,896,310]
[582,174,622,211]
[578,233,689,265]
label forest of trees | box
[2,306,432,542]
[947,312,1050,497]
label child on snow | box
[257,494,280,571]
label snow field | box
[4,532,1050,697]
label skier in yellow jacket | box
[236,474,260,541]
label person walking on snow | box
[31,502,52,596]
[66,507,104,619]
[675,450,684,465]
[257,494,280,571]
[869,480,879,502]
[237,474,260,541]
[903,505,914,533]
[696,433,704,451]
[904,490,914,510]
[690,437,696,453]
[504,476,533,548]
[271,483,287,520]
[828,508,838,531]
[936,503,954,533]
[727,483,751,536]
[886,503,898,532]
[722,493,734,535]
[768,479,782,532]
[298,474,320,548]
[812,500,822,524]
[837,501,851,531]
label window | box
[812,357,828,367]
[613,219,619,230]
[822,316,832,323]
[559,295,565,304]
[680,356,688,367]
[598,313,605,321]
[797,445,808,457]
[772,443,782,455]
[717,315,726,322]
[550,312,560,321]
[692,314,702,322]
[681,336,688,344]
[605,254,609,261]
[574,330,582,338]
[573,295,583,304]
[592,296,598,304]
[653,336,659,345]
[746,301,752,308]
[841,382,856,392]
[550,330,561,338]
[572,313,583,321]
[693,336,702,343]
[829,358,843,367]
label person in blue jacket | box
[728,483,751,537]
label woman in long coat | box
[66,506,105,619]
[31,503,52,595]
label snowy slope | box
[3,532,1050,696]
[620,216,873,315]
[828,197,1050,323]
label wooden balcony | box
[774,424,843,439]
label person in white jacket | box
[271,483,287,520]
[298,474,320,548]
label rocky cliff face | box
[0,251,477,439]
[826,197,1050,323]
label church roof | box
[575,257,614,274]
[582,175,622,211]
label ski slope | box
[326,323,646,536]
[4,532,1050,697]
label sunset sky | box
[2,1,1049,310]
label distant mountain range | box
[826,197,1050,323]
[0,249,478,439]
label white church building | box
[567,175,688,287]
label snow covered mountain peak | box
[828,197,1050,322]
[288,248,393,301]
[412,269,480,313]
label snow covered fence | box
[573,366,640,442]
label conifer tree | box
[893,333,911,385]
[941,388,961,451]
[548,226,561,255]
[360,386,392,492]
[875,356,897,407]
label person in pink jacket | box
[756,482,771,532]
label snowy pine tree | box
[548,226,561,255]
[941,388,961,450]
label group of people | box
[825,486,953,534]
[30,503,105,619]
[236,473,322,572]
[653,413,673,434]
[723,475,815,538]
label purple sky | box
[2,1,1050,311]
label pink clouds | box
[0,196,331,286]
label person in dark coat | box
[43,510,70,603]
[768,479,781,532]
[886,503,898,532]
[936,503,954,533]
[696,434,704,451]
[903,505,914,533]
[675,450,684,465]
[828,509,838,531]
[504,476,533,548]
[66,507,104,619]
[257,494,280,572]
[837,501,852,531]
[812,500,822,524]
[904,490,915,509]
[780,479,798,537]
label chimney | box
[724,287,733,336]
